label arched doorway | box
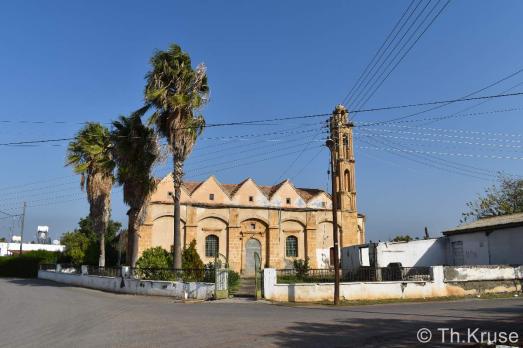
[245,238,261,276]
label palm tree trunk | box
[127,208,141,267]
[99,232,106,267]
[173,157,183,269]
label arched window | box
[343,134,349,158]
[344,169,351,192]
[205,235,219,257]
[286,236,298,257]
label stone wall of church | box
[137,202,363,273]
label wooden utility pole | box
[19,202,26,255]
[326,108,341,305]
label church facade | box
[136,105,364,274]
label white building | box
[342,238,447,270]
[342,212,523,271]
[0,242,64,256]
[443,213,523,266]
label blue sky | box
[1,0,523,242]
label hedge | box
[0,250,60,278]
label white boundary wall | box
[38,270,214,300]
[264,266,523,302]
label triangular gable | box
[231,178,269,205]
[150,173,192,203]
[190,176,232,204]
[269,180,306,207]
[306,191,331,209]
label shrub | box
[228,270,240,291]
[293,257,310,279]
[134,247,173,280]
[182,240,205,281]
[0,251,61,278]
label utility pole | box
[19,202,26,255]
[326,116,340,305]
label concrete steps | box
[232,277,256,298]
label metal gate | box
[214,253,229,300]
[245,238,261,276]
[254,252,263,300]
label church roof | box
[177,177,327,202]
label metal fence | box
[39,264,58,271]
[87,266,122,278]
[130,268,215,282]
[39,264,216,282]
[58,263,82,274]
[276,267,433,284]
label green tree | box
[462,175,523,222]
[111,113,159,266]
[60,231,90,265]
[139,43,209,268]
[60,217,122,266]
[66,123,115,267]
[182,240,204,269]
[0,237,6,242]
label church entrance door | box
[245,238,261,276]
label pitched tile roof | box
[443,212,523,235]
[177,177,326,202]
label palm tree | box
[140,43,209,268]
[66,123,115,267]
[111,113,159,266]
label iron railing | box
[130,268,215,282]
[276,267,433,284]
[39,264,58,271]
[57,263,81,274]
[87,266,121,278]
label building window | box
[286,236,298,257]
[344,169,351,192]
[249,196,254,202]
[286,197,291,204]
[205,235,219,257]
[209,193,214,201]
[250,223,256,230]
[321,201,326,208]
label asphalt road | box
[0,278,522,347]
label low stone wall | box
[263,265,523,302]
[38,270,215,300]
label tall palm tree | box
[140,43,209,268]
[66,123,115,267]
[111,113,159,266]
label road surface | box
[0,278,521,347]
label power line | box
[351,91,523,119]
[350,0,438,110]
[358,127,522,143]
[352,66,523,124]
[352,0,452,111]
[355,106,523,127]
[341,0,417,105]
[357,135,497,181]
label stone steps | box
[232,277,256,298]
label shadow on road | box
[265,307,523,347]
[5,278,72,287]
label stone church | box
[136,105,365,274]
